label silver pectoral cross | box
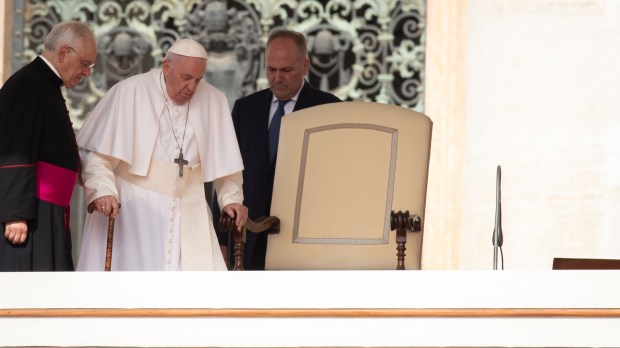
[174,151,189,177]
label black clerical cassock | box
[0,57,79,271]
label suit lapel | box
[292,81,313,112]
[261,90,274,126]
[259,90,274,165]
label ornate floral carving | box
[14,0,425,129]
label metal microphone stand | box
[492,165,502,270]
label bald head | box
[266,29,308,60]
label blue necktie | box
[268,99,291,163]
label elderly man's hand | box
[92,195,120,218]
[222,203,248,231]
[4,220,28,245]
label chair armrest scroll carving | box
[390,210,422,270]
[246,216,281,234]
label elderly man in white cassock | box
[76,39,247,271]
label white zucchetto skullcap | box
[167,39,208,59]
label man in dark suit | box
[0,21,97,271]
[215,29,341,270]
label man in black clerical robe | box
[0,21,97,271]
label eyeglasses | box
[69,47,95,70]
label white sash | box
[116,160,225,270]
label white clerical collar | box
[39,55,61,79]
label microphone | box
[492,165,503,247]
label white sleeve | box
[213,171,244,210]
[80,149,120,205]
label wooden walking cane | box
[87,202,120,271]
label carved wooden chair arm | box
[219,213,280,270]
[220,211,420,270]
[245,216,281,234]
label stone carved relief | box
[14,0,426,129]
[188,0,261,107]
[97,30,153,89]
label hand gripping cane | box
[87,202,120,271]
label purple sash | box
[35,161,78,207]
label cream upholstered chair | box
[222,101,432,270]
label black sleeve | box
[0,70,44,223]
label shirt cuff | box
[214,171,243,209]
[80,149,120,204]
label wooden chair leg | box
[391,210,422,270]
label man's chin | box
[272,90,291,100]
[173,96,191,104]
[66,77,84,89]
[274,94,292,100]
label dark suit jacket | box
[214,81,340,269]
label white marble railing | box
[1,270,620,347]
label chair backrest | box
[265,101,433,270]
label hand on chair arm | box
[221,203,248,231]
[214,171,245,229]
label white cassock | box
[76,68,244,271]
